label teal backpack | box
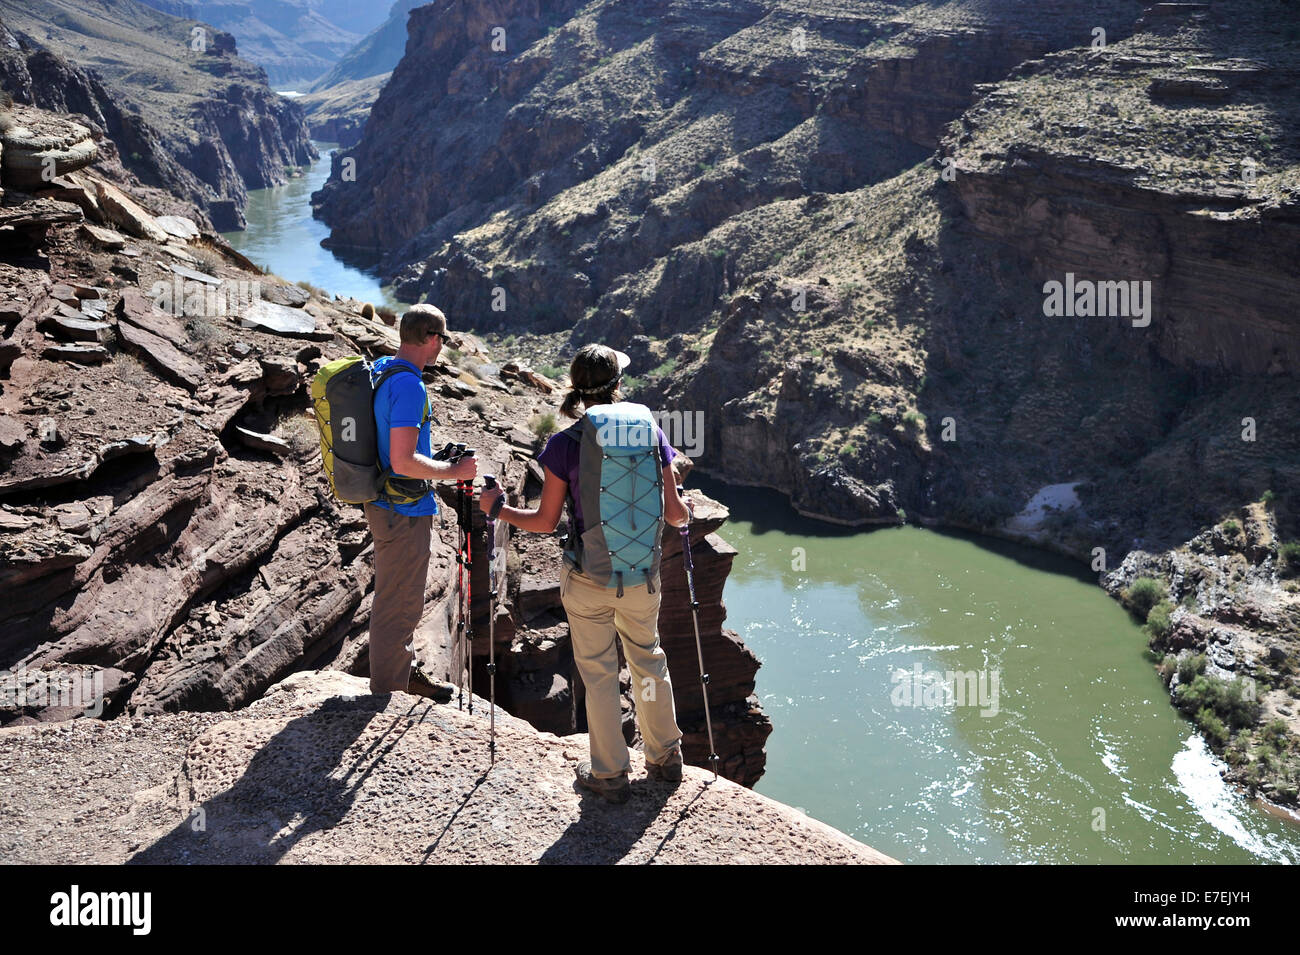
[563,402,665,596]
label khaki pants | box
[365,502,433,694]
[561,562,683,779]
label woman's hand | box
[479,485,503,515]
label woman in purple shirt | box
[479,345,692,803]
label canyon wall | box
[0,0,316,229]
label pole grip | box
[484,474,498,490]
[676,486,694,523]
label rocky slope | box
[309,0,424,92]
[0,669,893,863]
[297,74,389,148]
[0,107,770,795]
[295,0,426,146]
[0,0,316,228]
[313,0,1300,805]
[136,0,390,88]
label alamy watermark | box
[595,409,704,458]
[1,667,105,717]
[150,277,261,318]
[890,663,1000,717]
[1042,272,1151,327]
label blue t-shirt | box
[372,356,438,516]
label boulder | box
[260,283,310,308]
[154,215,200,241]
[235,426,291,457]
[116,297,203,391]
[0,110,99,187]
[42,342,109,365]
[87,177,168,243]
[240,299,325,338]
[37,313,113,343]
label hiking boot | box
[645,745,684,783]
[575,761,631,804]
[407,664,455,704]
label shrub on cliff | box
[530,412,557,442]
[1145,600,1175,639]
[1176,673,1261,734]
[1124,577,1167,618]
[1278,540,1300,576]
[1177,652,1206,685]
[1195,707,1230,746]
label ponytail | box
[560,381,621,419]
[559,343,624,418]
[560,387,584,419]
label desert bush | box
[1176,672,1261,732]
[530,412,558,441]
[296,279,328,300]
[278,414,319,457]
[189,246,227,274]
[1177,652,1206,685]
[184,315,220,348]
[1145,600,1175,639]
[1278,540,1300,576]
[1124,577,1167,618]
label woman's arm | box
[478,467,568,533]
[662,464,691,527]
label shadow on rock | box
[537,779,675,865]
[129,695,422,864]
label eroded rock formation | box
[0,1,316,229]
[0,670,894,863]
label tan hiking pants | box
[364,502,434,694]
[561,562,683,778]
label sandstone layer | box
[0,669,896,863]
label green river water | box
[224,144,1300,865]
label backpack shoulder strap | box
[373,362,432,425]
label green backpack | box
[563,401,665,596]
[311,356,429,505]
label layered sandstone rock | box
[0,670,896,864]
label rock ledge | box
[0,670,896,865]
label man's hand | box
[446,455,477,483]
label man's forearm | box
[391,454,461,481]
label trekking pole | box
[434,442,455,531]
[483,474,499,764]
[452,445,468,711]
[461,449,477,716]
[678,487,719,780]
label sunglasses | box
[433,332,453,346]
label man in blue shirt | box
[364,304,477,695]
